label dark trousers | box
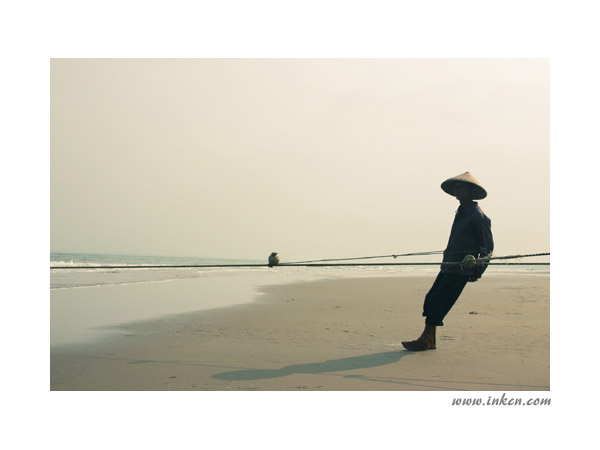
[422,272,470,326]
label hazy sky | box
[50,59,549,261]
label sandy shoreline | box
[50,274,549,391]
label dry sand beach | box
[50,272,549,391]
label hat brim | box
[441,180,487,200]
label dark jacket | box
[441,201,494,278]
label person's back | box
[442,201,493,278]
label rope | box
[280,262,549,267]
[50,264,265,270]
[489,252,550,261]
[281,251,549,265]
[50,262,549,269]
[286,250,445,265]
[50,251,549,269]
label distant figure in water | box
[402,172,494,351]
[268,252,280,267]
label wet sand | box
[50,274,549,391]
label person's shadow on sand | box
[212,351,408,381]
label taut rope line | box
[285,250,445,265]
[487,253,550,261]
[50,251,549,269]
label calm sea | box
[50,251,261,268]
[50,252,264,289]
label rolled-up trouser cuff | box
[424,314,444,326]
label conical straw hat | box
[441,171,487,200]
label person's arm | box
[470,215,494,281]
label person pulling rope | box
[402,171,494,351]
